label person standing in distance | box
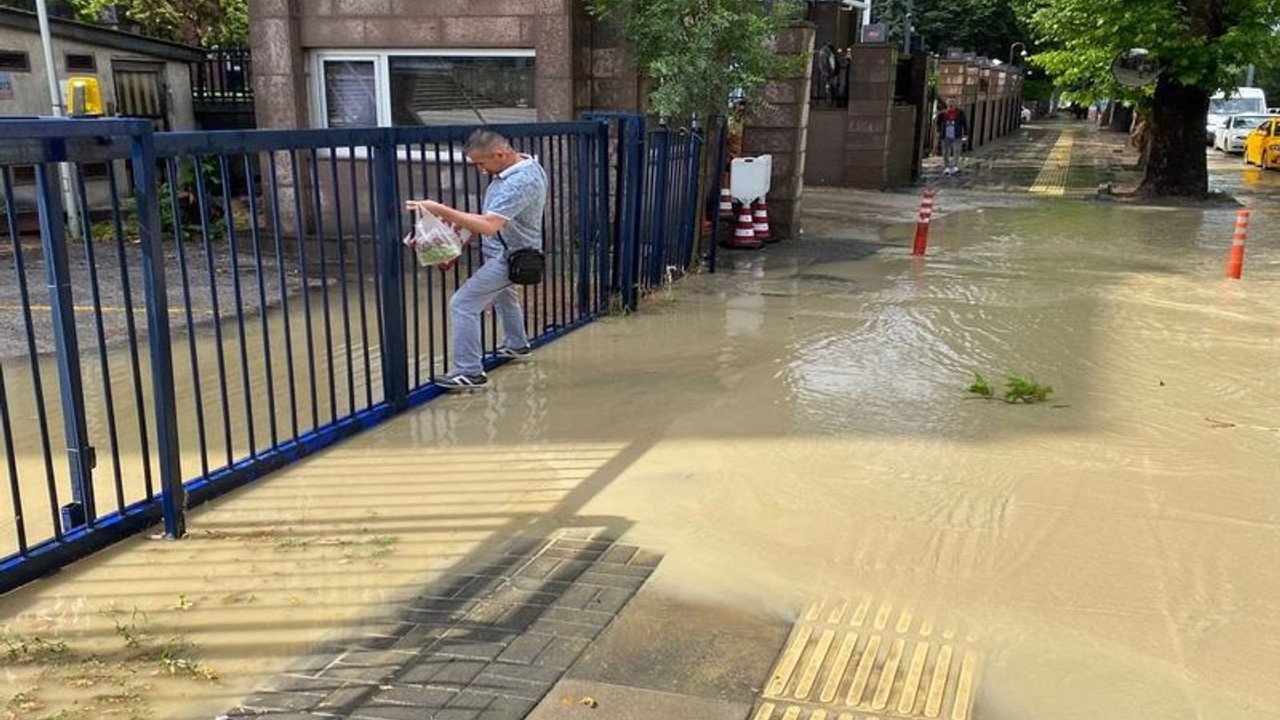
[935,97,969,176]
[404,129,547,389]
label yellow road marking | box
[767,626,814,697]
[850,597,871,627]
[1029,133,1075,195]
[951,651,979,720]
[896,606,914,634]
[845,634,882,706]
[781,707,802,720]
[753,703,776,720]
[873,601,892,630]
[795,629,836,699]
[898,641,931,714]
[827,601,849,624]
[872,638,906,710]
[924,644,954,718]
[819,632,859,703]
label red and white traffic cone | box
[718,175,735,220]
[752,198,773,243]
[1227,208,1249,279]
[911,190,936,256]
[725,199,765,249]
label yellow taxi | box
[1243,117,1280,169]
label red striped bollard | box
[912,191,936,256]
[1227,209,1249,279]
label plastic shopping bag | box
[403,212,468,267]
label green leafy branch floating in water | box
[968,373,1053,404]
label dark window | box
[0,51,31,72]
[66,53,97,72]
[388,56,535,126]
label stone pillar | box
[250,0,308,129]
[574,8,642,114]
[535,2,574,122]
[250,0,310,235]
[742,22,815,240]
[844,44,898,189]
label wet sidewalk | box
[3,156,1280,720]
[921,116,1142,196]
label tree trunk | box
[1138,73,1210,197]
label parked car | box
[1243,117,1280,169]
[1207,87,1268,143]
[1214,114,1276,153]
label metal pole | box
[35,0,82,240]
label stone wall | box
[249,0,577,129]
[741,22,815,240]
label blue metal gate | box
[0,114,706,594]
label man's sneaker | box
[495,345,532,360]
[436,372,487,389]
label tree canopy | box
[1023,0,1280,195]
[74,0,248,47]
[583,0,803,118]
[875,0,1030,62]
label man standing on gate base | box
[935,97,969,176]
[405,129,547,389]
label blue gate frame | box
[0,114,706,594]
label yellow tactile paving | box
[754,597,982,720]
[1029,132,1074,195]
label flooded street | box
[2,185,1279,720]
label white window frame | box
[310,48,537,130]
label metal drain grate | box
[753,597,982,720]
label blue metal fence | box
[0,114,705,593]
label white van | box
[1207,87,1268,143]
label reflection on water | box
[1,203,1278,719]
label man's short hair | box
[464,129,512,155]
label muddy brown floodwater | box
[1,199,1278,720]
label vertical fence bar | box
[684,128,705,270]
[266,152,300,441]
[595,122,610,312]
[576,132,593,315]
[3,167,62,538]
[373,133,407,411]
[193,157,235,466]
[219,155,258,457]
[707,115,727,274]
[620,117,644,311]
[33,160,94,530]
[131,127,185,538]
[649,127,671,289]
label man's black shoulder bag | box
[497,232,545,286]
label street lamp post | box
[35,0,81,239]
[1009,42,1028,66]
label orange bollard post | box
[911,191,936,256]
[1227,209,1249,279]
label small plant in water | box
[968,373,994,399]
[1003,373,1053,404]
[967,371,1054,404]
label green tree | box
[583,0,803,118]
[1023,0,1280,197]
[914,0,1029,60]
[72,0,248,47]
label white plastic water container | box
[730,155,773,204]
